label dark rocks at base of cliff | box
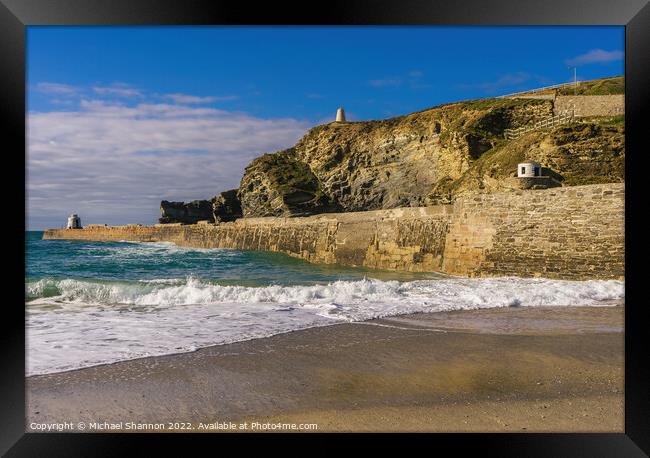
[212,189,242,222]
[159,200,214,224]
[159,191,244,224]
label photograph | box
[21,24,630,435]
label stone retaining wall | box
[554,95,624,117]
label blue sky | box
[27,26,624,229]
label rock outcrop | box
[238,149,337,217]
[159,200,213,224]
[212,189,242,222]
[160,191,243,224]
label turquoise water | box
[26,231,439,293]
[25,231,624,376]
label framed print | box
[3,0,649,455]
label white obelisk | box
[335,107,346,122]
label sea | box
[25,231,625,376]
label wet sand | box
[26,305,624,432]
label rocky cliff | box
[236,96,623,216]
[158,77,624,222]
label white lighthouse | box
[335,107,346,123]
[66,213,81,229]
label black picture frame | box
[3,0,649,455]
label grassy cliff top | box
[514,75,624,97]
[307,76,623,133]
[555,75,624,96]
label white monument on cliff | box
[335,107,346,123]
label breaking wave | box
[27,276,624,312]
[26,276,623,376]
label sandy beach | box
[26,305,624,433]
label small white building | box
[335,107,346,122]
[518,161,542,178]
[66,213,81,229]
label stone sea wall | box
[441,184,624,278]
[44,183,624,280]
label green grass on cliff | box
[560,175,623,186]
[251,150,320,194]
[460,97,547,111]
[555,76,624,96]
[587,114,625,127]
[246,150,333,211]
[472,139,524,175]
[515,76,624,97]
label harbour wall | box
[43,183,625,280]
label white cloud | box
[49,99,75,106]
[565,49,624,66]
[482,72,530,91]
[92,83,143,98]
[370,70,429,89]
[408,70,430,89]
[35,82,80,96]
[163,93,239,104]
[27,100,311,229]
[458,72,535,94]
[369,77,403,87]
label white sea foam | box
[115,240,239,255]
[26,277,624,376]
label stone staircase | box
[504,110,575,140]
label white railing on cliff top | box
[504,110,575,140]
[496,81,578,99]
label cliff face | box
[237,97,624,216]
[441,120,625,198]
